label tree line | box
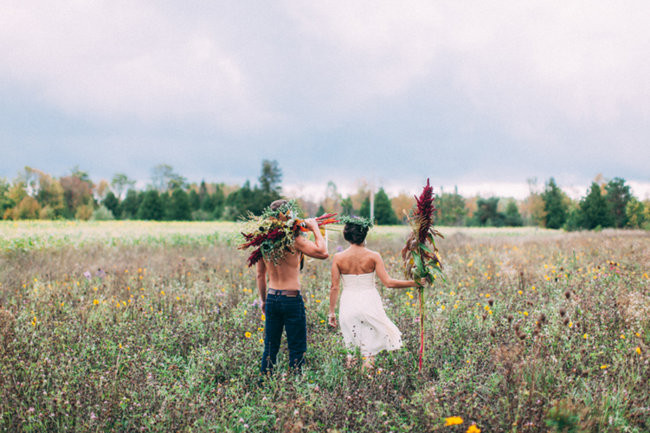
[1,162,648,230]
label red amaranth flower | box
[414,178,436,244]
[247,248,263,267]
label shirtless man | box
[256,199,329,375]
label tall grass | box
[0,223,648,432]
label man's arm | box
[256,260,267,313]
[294,218,329,259]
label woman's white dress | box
[339,272,402,356]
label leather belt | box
[268,288,300,297]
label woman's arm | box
[328,256,341,326]
[373,252,418,288]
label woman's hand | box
[328,313,337,327]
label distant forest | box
[1,160,648,230]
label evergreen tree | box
[474,197,505,227]
[137,190,164,220]
[541,178,567,229]
[259,159,282,195]
[359,196,371,218]
[374,188,399,225]
[340,197,354,216]
[605,177,632,228]
[0,178,13,217]
[102,191,120,219]
[188,189,200,212]
[316,204,326,217]
[579,182,612,229]
[166,188,192,220]
[436,187,467,226]
[504,200,523,226]
[199,181,208,205]
[120,189,141,219]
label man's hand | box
[260,300,266,315]
[304,218,319,231]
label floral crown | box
[340,215,373,229]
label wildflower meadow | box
[0,221,648,432]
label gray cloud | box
[1,1,648,194]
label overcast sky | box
[1,1,649,200]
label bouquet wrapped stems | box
[402,179,444,372]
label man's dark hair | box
[270,199,288,211]
[343,223,369,245]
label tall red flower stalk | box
[402,179,444,372]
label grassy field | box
[0,221,648,432]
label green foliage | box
[625,197,645,228]
[504,200,523,226]
[359,196,371,218]
[258,159,282,195]
[578,182,613,229]
[435,188,467,226]
[605,177,632,228]
[374,188,399,225]
[92,205,115,221]
[166,188,192,221]
[102,191,120,218]
[340,197,354,216]
[0,178,14,217]
[120,189,141,219]
[541,178,568,229]
[473,197,505,227]
[137,190,164,220]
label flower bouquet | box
[401,179,444,371]
[239,200,338,267]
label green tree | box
[340,197,354,216]
[541,178,568,229]
[258,159,282,196]
[579,182,612,229]
[119,189,141,219]
[359,196,371,219]
[166,188,192,220]
[605,177,632,228]
[625,197,645,229]
[473,197,505,227]
[102,192,120,219]
[504,200,523,226]
[188,189,200,212]
[137,190,164,220]
[316,204,326,218]
[374,188,399,225]
[0,178,13,217]
[436,187,467,226]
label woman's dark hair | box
[343,223,369,245]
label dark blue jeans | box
[260,293,306,375]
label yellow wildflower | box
[467,425,481,433]
[245,332,252,338]
[93,299,99,305]
[445,416,463,426]
[635,347,641,355]
[600,364,609,369]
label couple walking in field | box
[253,199,421,375]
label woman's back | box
[335,246,377,275]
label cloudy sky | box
[1,1,649,199]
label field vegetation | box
[0,221,648,432]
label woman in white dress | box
[328,217,421,369]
